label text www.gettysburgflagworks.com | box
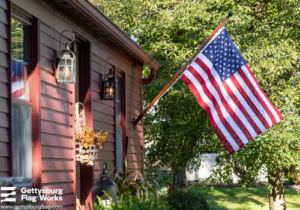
[0,205,64,209]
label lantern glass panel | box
[103,80,115,100]
[72,68,76,82]
[57,51,76,83]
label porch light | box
[56,30,76,83]
[102,66,117,100]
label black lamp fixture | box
[56,30,76,83]
[101,58,117,100]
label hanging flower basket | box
[75,126,108,167]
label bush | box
[94,191,169,210]
[188,186,228,210]
[111,161,159,201]
[167,190,210,210]
[283,165,300,185]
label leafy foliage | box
[211,150,263,185]
[284,165,300,185]
[167,190,209,210]
[112,162,154,201]
[92,0,300,206]
[11,18,26,62]
[92,0,300,173]
[167,188,227,210]
[94,191,169,210]
[145,168,173,188]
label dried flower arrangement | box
[75,126,109,166]
[76,126,108,148]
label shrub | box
[211,152,262,185]
[188,186,228,210]
[283,165,300,185]
[94,191,169,210]
[167,190,210,210]
[111,161,158,201]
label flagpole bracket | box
[133,114,143,130]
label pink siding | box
[0,0,10,178]
[1,1,148,208]
[92,55,116,179]
[126,74,144,174]
[91,54,145,181]
[40,22,75,207]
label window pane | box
[11,18,29,100]
[12,103,32,181]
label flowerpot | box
[75,142,99,167]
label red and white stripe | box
[12,75,25,99]
[180,42,283,155]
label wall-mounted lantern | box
[56,30,76,83]
[100,58,117,100]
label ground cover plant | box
[197,186,300,210]
[167,189,227,210]
[94,192,169,210]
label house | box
[0,0,160,209]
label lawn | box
[205,187,300,210]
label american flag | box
[12,61,26,99]
[180,28,283,154]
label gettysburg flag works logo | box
[0,187,17,203]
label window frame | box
[114,69,126,170]
[11,15,32,186]
[10,5,41,188]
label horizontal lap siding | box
[92,54,116,180]
[0,1,10,177]
[126,72,144,174]
[40,22,75,207]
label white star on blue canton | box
[202,29,246,82]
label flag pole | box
[133,12,233,129]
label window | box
[11,17,32,186]
[11,18,29,100]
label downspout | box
[142,68,157,85]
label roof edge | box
[69,0,160,71]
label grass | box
[204,187,300,210]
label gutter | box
[142,68,157,85]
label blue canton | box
[202,29,246,82]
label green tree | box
[92,1,300,209]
